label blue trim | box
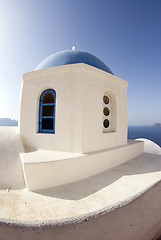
[39,89,56,134]
[43,103,54,106]
[42,116,55,119]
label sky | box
[0,0,160,125]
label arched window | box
[39,89,56,133]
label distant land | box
[152,123,161,128]
[0,118,18,126]
[0,118,160,128]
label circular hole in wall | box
[103,119,110,128]
[103,107,110,116]
[103,95,109,104]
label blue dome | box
[35,50,113,75]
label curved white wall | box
[136,138,161,155]
[1,178,161,240]
[0,127,25,190]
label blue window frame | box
[39,89,56,133]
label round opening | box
[103,119,110,128]
[103,95,109,104]
[103,107,110,116]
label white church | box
[0,49,161,240]
[19,49,144,190]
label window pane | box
[42,118,53,130]
[43,93,54,103]
[103,95,109,104]
[103,119,110,128]
[42,105,54,116]
[103,107,110,116]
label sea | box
[128,126,161,147]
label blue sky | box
[0,0,160,125]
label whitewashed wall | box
[20,64,128,153]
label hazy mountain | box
[0,118,18,126]
[152,123,161,128]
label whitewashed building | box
[0,49,161,240]
[19,49,143,190]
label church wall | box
[20,65,84,153]
[81,65,128,153]
[20,64,128,154]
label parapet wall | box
[21,140,144,190]
[1,153,161,240]
[0,127,25,190]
